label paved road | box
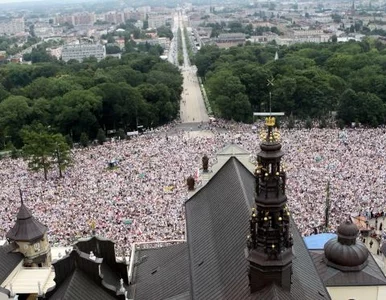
[177,12,209,124]
[168,13,179,65]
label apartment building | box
[148,13,166,29]
[55,13,95,26]
[104,12,125,24]
[61,43,106,62]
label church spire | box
[247,117,293,293]
[7,191,52,267]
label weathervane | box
[253,76,284,119]
[267,77,275,114]
[253,76,285,143]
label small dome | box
[324,220,369,271]
[337,221,359,239]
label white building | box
[34,23,54,38]
[0,18,25,35]
[148,14,166,29]
[61,44,106,62]
[47,47,63,60]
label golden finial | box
[90,220,96,231]
[265,116,276,127]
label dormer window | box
[34,242,41,252]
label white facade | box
[48,47,63,60]
[148,14,166,29]
[328,285,386,300]
[0,18,24,35]
[34,23,54,38]
[61,44,106,62]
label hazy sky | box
[0,0,44,3]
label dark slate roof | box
[75,235,128,286]
[0,243,23,284]
[6,203,47,242]
[310,250,386,286]
[185,157,331,300]
[128,243,190,300]
[47,269,119,300]
[250,284,295,300]
[45,249,127,300]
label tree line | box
[195,38,386,125]
[0,51,183,150]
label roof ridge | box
[184,156,240,204]
[232,158,252,210]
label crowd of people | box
[1,121,386,255]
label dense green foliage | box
[0,52,182,149]
[0,36,41,56]
[204,21,282,38]
[183,27,195,64]
[157,25,173,40]
[177,28,184,65]
[195,39,386,125]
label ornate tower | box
[6,193,51,267]
[247,116,293,293]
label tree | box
[357,92,385,125]
[0,95,32,147]
[287,115,295,129]
[106,45,121,54]
[80,132,89,147]
[22,127,55,180]
[65,134,73,148]
[337,89,359,124]
[96,128,106,145]
[52,133,72,177]
[117,129,126,140]
[157,26,173,39]
[305,117,313,129]
[0,84,9,102]
[319,117,327,129]
[54,90,102,140]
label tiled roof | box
[129,243,190,300]
[250,284,295,300]
[6,203,47,242]
[129,156,331,300]
[310,250,386,286]
[185,156,254,300]
[45,249,127,299]
[0,243,23,284]
[47,269,118,300]
[185,157,331,300]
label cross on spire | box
[253,76,284,120]
[267,77,274,114]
